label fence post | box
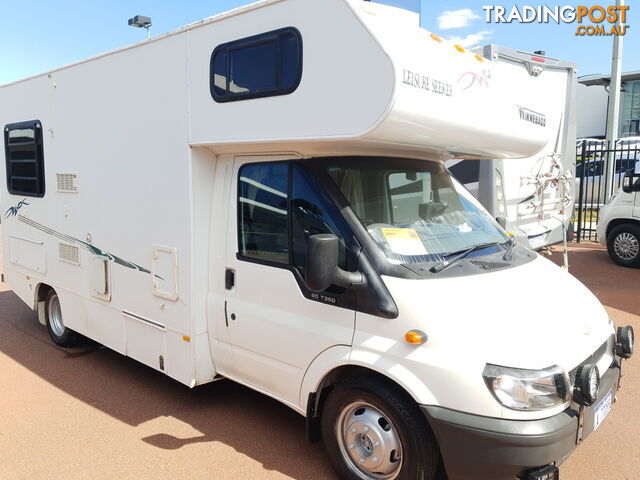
[576,140,587,243]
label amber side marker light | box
[454,44,465,52]
[430,33,442,42]
[405,330,428,345]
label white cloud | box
[446,30,493,48]
[437,9,481,30]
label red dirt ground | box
[0,240,637,479]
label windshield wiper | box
[502,237,516,261]
[429,242,501,274]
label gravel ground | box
[0,240,637,480]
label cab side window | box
[291,165,350,274]
[238,162,353,276]
[238,163,289,264]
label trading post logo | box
[483,5,630,36]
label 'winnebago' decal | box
[4,198,154,277]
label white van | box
[597,163,640,267]
[0,1,634,479]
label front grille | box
[568,336,613,386]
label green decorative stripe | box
[17,215,154,276]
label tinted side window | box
[238,163,289,264]
[211,27,302,102]
[291,165,349,273]
[4,120,45,197]
[232,41,278,93]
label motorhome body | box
[0,1,632,479]
[447,46,577,250]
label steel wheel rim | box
[614,232,639,260]
[48,294,65,337]
[336,401,403,480]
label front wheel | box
[607,224,640,268]
[321,376,439,480]
[44,289,82,347]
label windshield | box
[326,158,510,265]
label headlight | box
[483,364,570,411]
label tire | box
[44,289,81,347]
[321,376,439,480]
[607,224,640,268]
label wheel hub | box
[337,402,403,479]
[614,232,639,260]
[48,294,65,337]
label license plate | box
[594,390,613,431]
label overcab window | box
[4,120,45,197]
[210,27,302,102]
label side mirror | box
[622,169,640,194]
[305,234,365,293]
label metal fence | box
[575,138,640,242]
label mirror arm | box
[333,268,366,289]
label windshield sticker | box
[381,228,429,256]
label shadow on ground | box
[0,290,448,479]
[0,291,335,479]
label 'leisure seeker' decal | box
[402,69,453,97]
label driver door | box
[222,156,356,407]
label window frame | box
[4,120,45,198]
[210,27,303,103]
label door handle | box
[225,269,235,290]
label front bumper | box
[422,363,621,480]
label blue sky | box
[0,0,637,85]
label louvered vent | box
[469,260,510,271]
[56,173,79,193]
[59,243,80,265]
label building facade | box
[577,71,640,139]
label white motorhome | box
[447,47,577,250]
[0,1,634,479]
[597,163,640,267]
